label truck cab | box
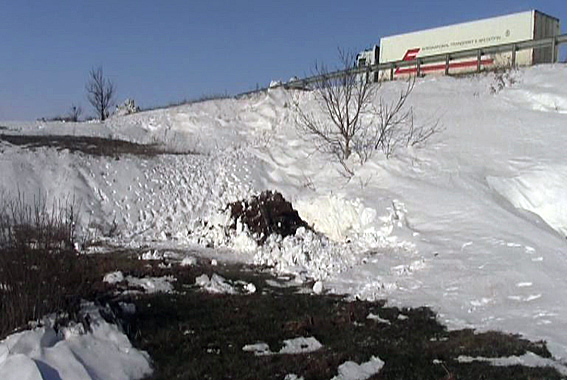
[356,45,380,82]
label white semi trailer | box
[356,10,560,80]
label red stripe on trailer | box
[395,58,495,75]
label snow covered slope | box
[1,65,567,360]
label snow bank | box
[0,303,151,380]
[487,165,567,236]
[295,195,378,242]
[457,352,567,375]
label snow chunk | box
[313,281,324,294]
[126,276,176,294]
[366,313,391,325]
[244,282,257,294]
[279,336,323,354]
[196,273,240,294]
[140,250,163,260]
[242,343,271,356]
[284,375,304,380]
[331,356,385,380]
[254,227,359,281]
[295,195,378,242]
[0,302,151,380]
[180,256,197,266]
[104,272,175,294]
[104,271,124,284]
[242,336,323,356]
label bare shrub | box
[293,49,375,173]
[489,70,517,94]
[0,193,91,338]
[86,66,116,121]
[293,50,440,173]
[67,104,83,122]
[372,79,441,158]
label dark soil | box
[3,242,563,380]
[0,134,191,157]
[105,256,564,380]
[229,191,310,244]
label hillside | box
[1,64,567,368]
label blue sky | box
[1,0,565,120]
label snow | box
[103,271,175,293]
[331,356,385,380]
[195,273,256,294]
[279,336,323,354]
[125,275,175,294]
[0,302,151,380]
[3,64,567,366]
[242,336,323,355]
[284,375,304,380]
[103,271,124,284]
[457,352,567,375]
[242,343,271,356]
[313,280,324,294]
[195,273,237,294]
[180,255,197,266]
[366,313,391,324]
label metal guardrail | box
[237,33,566,97]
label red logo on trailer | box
[402,48,421,61]
[395,48,421,74]
[394,48,494,76]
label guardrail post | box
[511,44,516,68]
[476,49,482,73]
[416,59,421,77]
[551,37,557,63]
[445,54,450,75]
[390,65,394,81]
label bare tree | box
[86,66,115,121]
[293,50,440,172]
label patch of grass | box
[0,193,84,337]
[115,261,564,380]
[0,134,194,157]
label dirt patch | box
[0,134,193,157]
[229,191,310,244]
